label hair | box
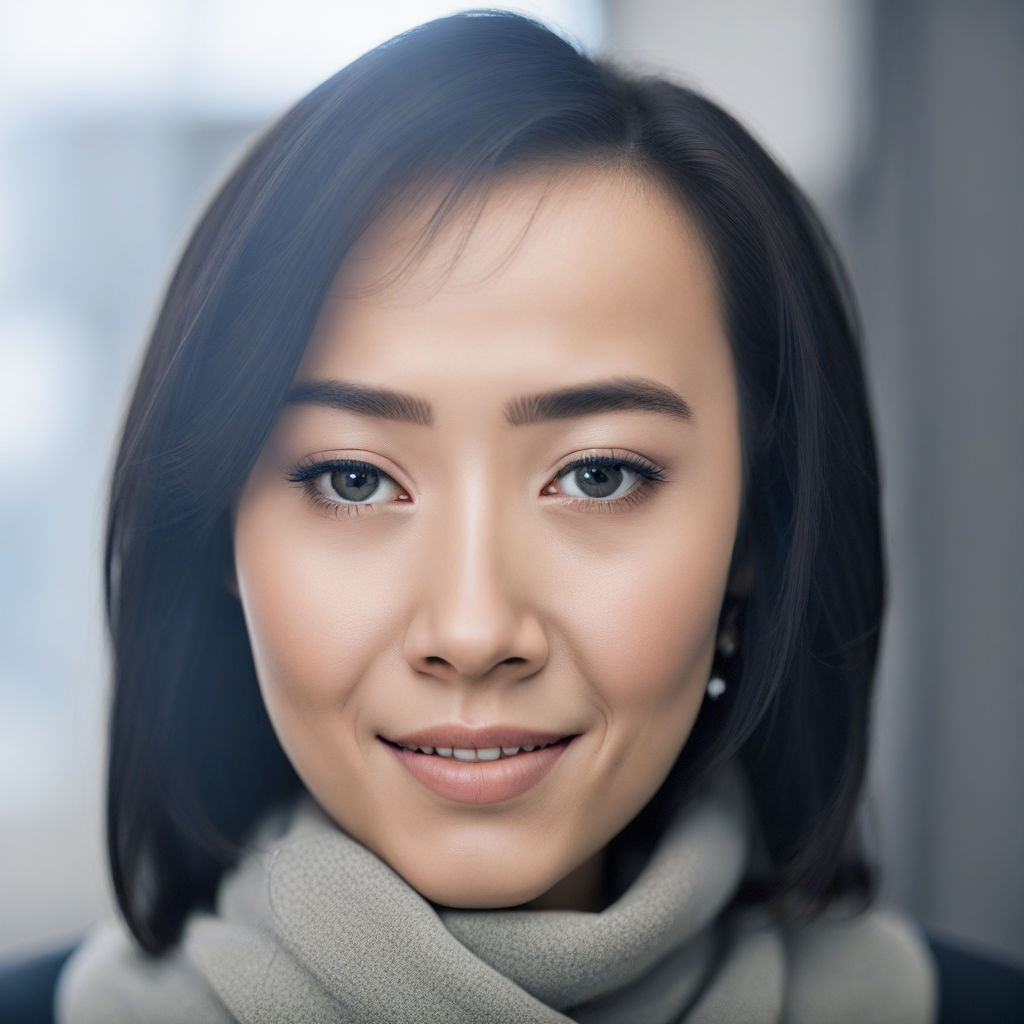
[105,10,883,954]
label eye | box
[556,461,638,500]
[317,463,402,504]
[546,454,666,506]
[288,458,407,508]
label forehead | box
[299,166,728,398]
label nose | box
[402,498,549,684]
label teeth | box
[396,740,561,761]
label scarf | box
[58,767,936,1023]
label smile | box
[389,740,564,761]
[381,736,575,804]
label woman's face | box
[233,167,743,911]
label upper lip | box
[384,724,574,749]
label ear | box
[224,550,241,599]
[726,517,754,598]
[717,527,752,655]
[726,551,753,598]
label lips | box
[380,725,577,804]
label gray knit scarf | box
[58,768,936,1023]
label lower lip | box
[383,738,573,804]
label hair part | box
[106,9,883,952]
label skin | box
[232,166,743,912]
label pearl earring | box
[706,675,727,700]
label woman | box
[56,10,935,1022]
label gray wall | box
[853,0,1024,963]
[605,0,1024,963]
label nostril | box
[424,655,523,666]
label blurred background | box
[1,0,1021,968]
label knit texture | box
[57,768,936,1023]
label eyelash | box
[547,454,667,513]
[287,457,409,519]
[286,452,667,518]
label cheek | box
[557,516,734,713]
[579,563,721,781]
[606,558,719,676]
[546,486,738,807]
[232,496,399,714]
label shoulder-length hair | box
[106,10,883,953]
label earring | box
[706,620,739,701]
[716,623,738,658]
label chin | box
[396,860,557,911]
[419,878,551,911]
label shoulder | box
[56,920,232,1024]
[56,798,324,1024]
[783,905,938,1024]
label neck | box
[516,847,607,912]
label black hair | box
[106,9,883,953]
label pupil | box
[576,464,623,498]
[330,466,379,502]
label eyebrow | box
[286,379,433,426]
[504,377,692,426]
[285,376,692,427]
